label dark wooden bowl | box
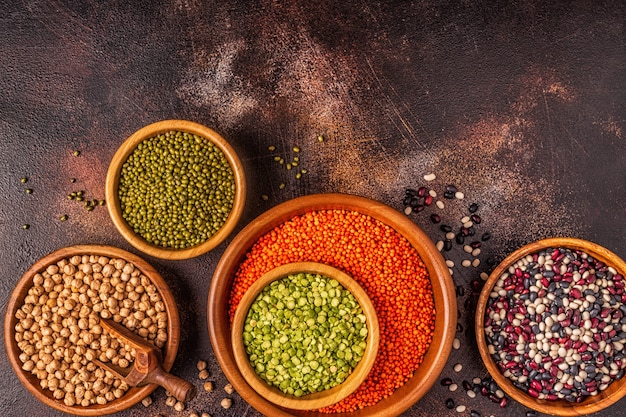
[475,237,626,416]
[208,193,457,416]
[105,119,246,260]
[231,262,380,410]
[4,245,181,416]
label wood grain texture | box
[231,262,379,410]
[105,120,247,260]
[476,238,626,416]
[208,193,456,416]
[4,245,181,415]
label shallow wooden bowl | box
[475,237,626,416]
[208,193,457,416]
[105,119,246,260]
[231,262,380,410]
[4,245,181,416]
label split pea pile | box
[243,272,368,397]
[229,209,435,413]
[13,255,168,407]
[485,247,626,402]
[119,130,235,249]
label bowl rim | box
[105,119,247,260]
[230,261,380,410]
[475,237,626,416]
[4,244,181,416]
[208,193,457,417]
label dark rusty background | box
[1,1,625,416]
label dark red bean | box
[424,195,433,206]
[499,396,508,408]
[440,377,453,386]
[440,224,452,233]
[430,213,441,224]
[481,231,491,241]
[470,214,481,224]
[417,186,427,197]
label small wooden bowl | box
[231,262,380,410]
[105,119,246,260]
[475,237,626,416]
[4,245,181,416]
[208,193,457,417]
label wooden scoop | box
[95,318,196,402]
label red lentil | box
[228,209,435,412]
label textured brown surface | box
[1,1,625,416]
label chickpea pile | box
[13,255,168,407]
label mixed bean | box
[229,209,435,412]
[13,255,168,406]
[242,272,368,396]
[485,247,626,402]
[119,130,236,249]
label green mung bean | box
[242,272,368,396]
[118,130,235,249]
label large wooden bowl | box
[231,262,380,410]
[105,119,246,260]
[208,193,457,416]
[475,237,626,416]
[4,245,181,416]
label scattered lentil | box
[20,177,28,183]
[229,210,435,413]
[25,188,33,194]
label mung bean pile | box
[229,210,435,413]
[242,272,368,397]
[118,130,235,249]
[13,255,168,407]
[485,247,626,402]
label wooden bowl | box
[208,193,457,416]
[4,245,181,416]
[105,119,246,260]
[231,262,380,410]
[475,237,626,416]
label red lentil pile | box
[229,209,435,412]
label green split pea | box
[118,130,235,249]
[243,272,368,397]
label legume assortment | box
[229,209,435,413]
[118,130,235,249]
[13,255,168,407]
[243,272,368,397]
[485,247,626,402]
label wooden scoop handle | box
[146,364,197,402]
